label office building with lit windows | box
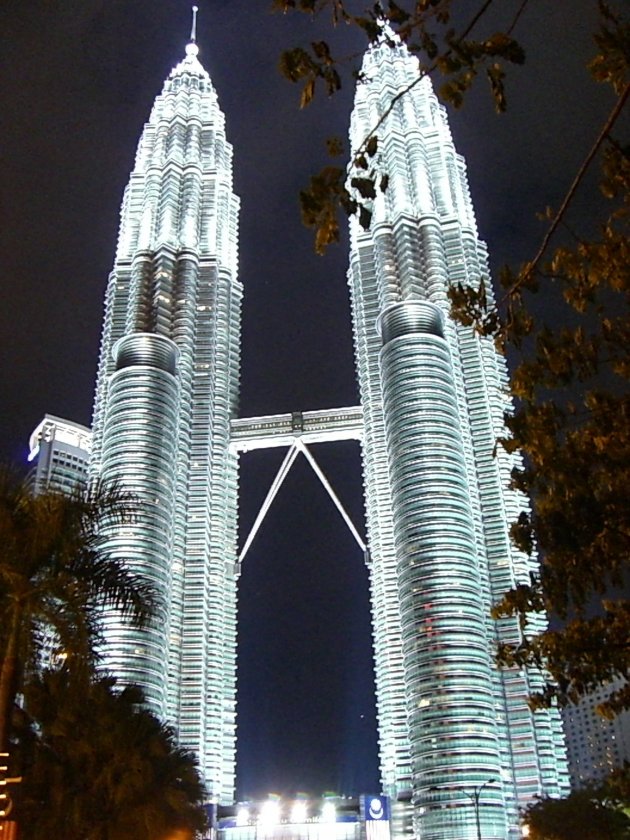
[562,677,630,789]
[28,415,92,495]
[85,17,568,839]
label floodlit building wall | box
[89,41,241,802]
[347,36,569,839]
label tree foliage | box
[276,0,528,252]
[522,789,630,840]
[0,467,157,750]
[276,1,630,714]
[14,669,207,840]
[468,20,630,715]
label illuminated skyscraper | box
[347,35,568,839]
[90,21,241,801]
[86,16,568,837]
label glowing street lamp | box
[236,807,249,827]
[321,801,336,823]
[464,779,497,840]
[291,800,308,823]
[429,778,496,840]
[259,799,280,829]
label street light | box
[428,778,496,840]
[258,799,280,830]
[464,779,496,840]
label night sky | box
[0,0,615,802]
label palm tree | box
[0,466,156,751]
[17,668,207,840]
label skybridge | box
[230,407,366,563]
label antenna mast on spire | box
[190,5,199,43]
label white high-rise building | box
[86,18,569,838]
[90,27,241,801]
[346,36,568,838]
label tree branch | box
[499,81,630,307]
[352,0,497,163]
[506,0,531,36]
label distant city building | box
[562,677,630,789]
[27,415,92,668]
[27,414,91,494]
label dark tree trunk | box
[0,605,22,752]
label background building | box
[27,415,91,495]
[562,677,630,789]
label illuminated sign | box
[360,796,390,840]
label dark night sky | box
[0,0,616,801]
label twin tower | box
[88,25,568,840]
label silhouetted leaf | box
[326,136,345,157]
[350,176,377,200]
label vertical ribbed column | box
[348,247,413,826]
[98,333,180,716]
[378,302,506,840]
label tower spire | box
[183,5,201,62]
[190,5,198,44]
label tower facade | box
[347,38,568,838]
[90,37,241,801]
